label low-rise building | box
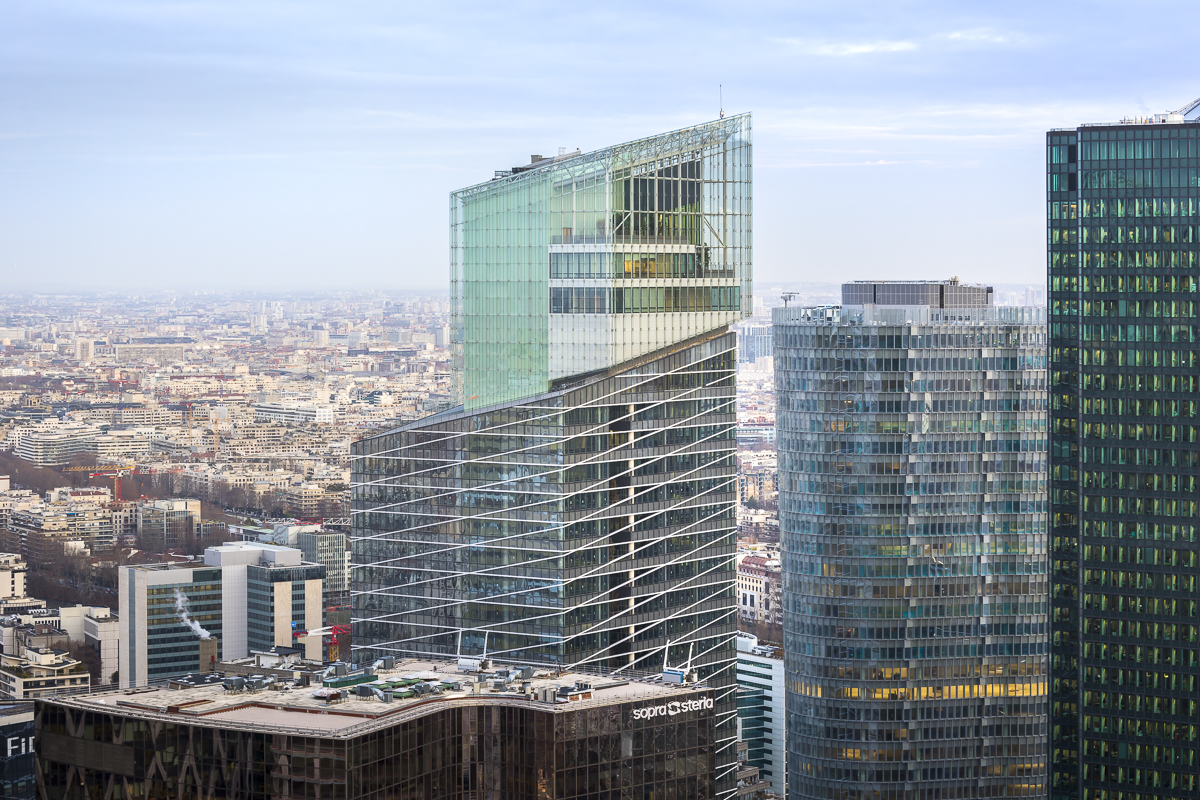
[136,498,201,550]
[4,502,114,559]
[737,555,781,626]
[84,612,119,687]
[0,624,90,700]
[0,555,27,601]
[253,401,334,425]
[85,430,150,461]
[8,421,99,466]
[15,605,119,685]
[37,660,720,799]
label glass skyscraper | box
[1048,111,1200,800]
[451,116,752,412]
[353,116,751,794]
[776,281,1049,800]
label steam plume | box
[174,589,212,640]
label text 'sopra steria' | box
[631,696,714,720]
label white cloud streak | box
[773,38,918,56]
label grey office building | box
[776,280,1048,800]
[352,117,751,795]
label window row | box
[1076,248,1196,271]
[1075,321,1198,342]
[1079,167,1200,190]
[792,332,1041,349]
[550,286,740,314]
[1080,137,1200,162]
[1081,469,1199,492]
[1077,225,1200,244]
[550,251,713,279]
[1079,196,1200,218]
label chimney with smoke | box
[199,637,219,672]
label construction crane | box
[61,463,184,504]
[62,464,133,502]
[293,624,350,662]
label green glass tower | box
[1049,106,1200,800]
[354,116,751,797]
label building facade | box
[737,633,787,798]
[4,502,114,559]
[0,702,34,800]
[298,529,350,605]
[1048,110,1200,800]
[776,283,1049,800]
[0,623,89,700]
[136,498,200,550]
[36,662,720,799]
[354,116,751,796]
[736,555,781,626]
[11,422,98,466]
[119,542,324,688]
[451,116,752,412]
[738,322,774,366]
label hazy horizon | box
[5,2,1200,292]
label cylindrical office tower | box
[776,282,1049,800]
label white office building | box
[737,632,786,798]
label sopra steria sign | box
[632,696,713,720]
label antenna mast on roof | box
[719,85,724,119]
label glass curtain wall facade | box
[36,689,720,800]
[451,115,752,412]
[355,117,752,796]
[353,336,738,665]
[354,333,740,789]
[1048,119,1200,800]
[775,299,1049,800]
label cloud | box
[941,28,1031,47]
[765,159,906,168]
[774,38,917,56]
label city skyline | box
[8,3,1200,292]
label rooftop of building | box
[124,540,311,571]
[736,633,782,661]
[843,278,988,287]
[43,659,712,739]
[477,114,749,188]
[1053,95,1200,130]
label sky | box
[4,1,1200,293]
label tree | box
[67,641,102,686]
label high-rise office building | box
[1048,107,1200,800]
[353,116,751,794]
[776,281,1049,800]
[739,322,774,365]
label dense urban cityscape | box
[3,11,1197,795]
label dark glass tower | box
[1049,111,1200,800]
[777,283,1049,800]
[352,117,751,796]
